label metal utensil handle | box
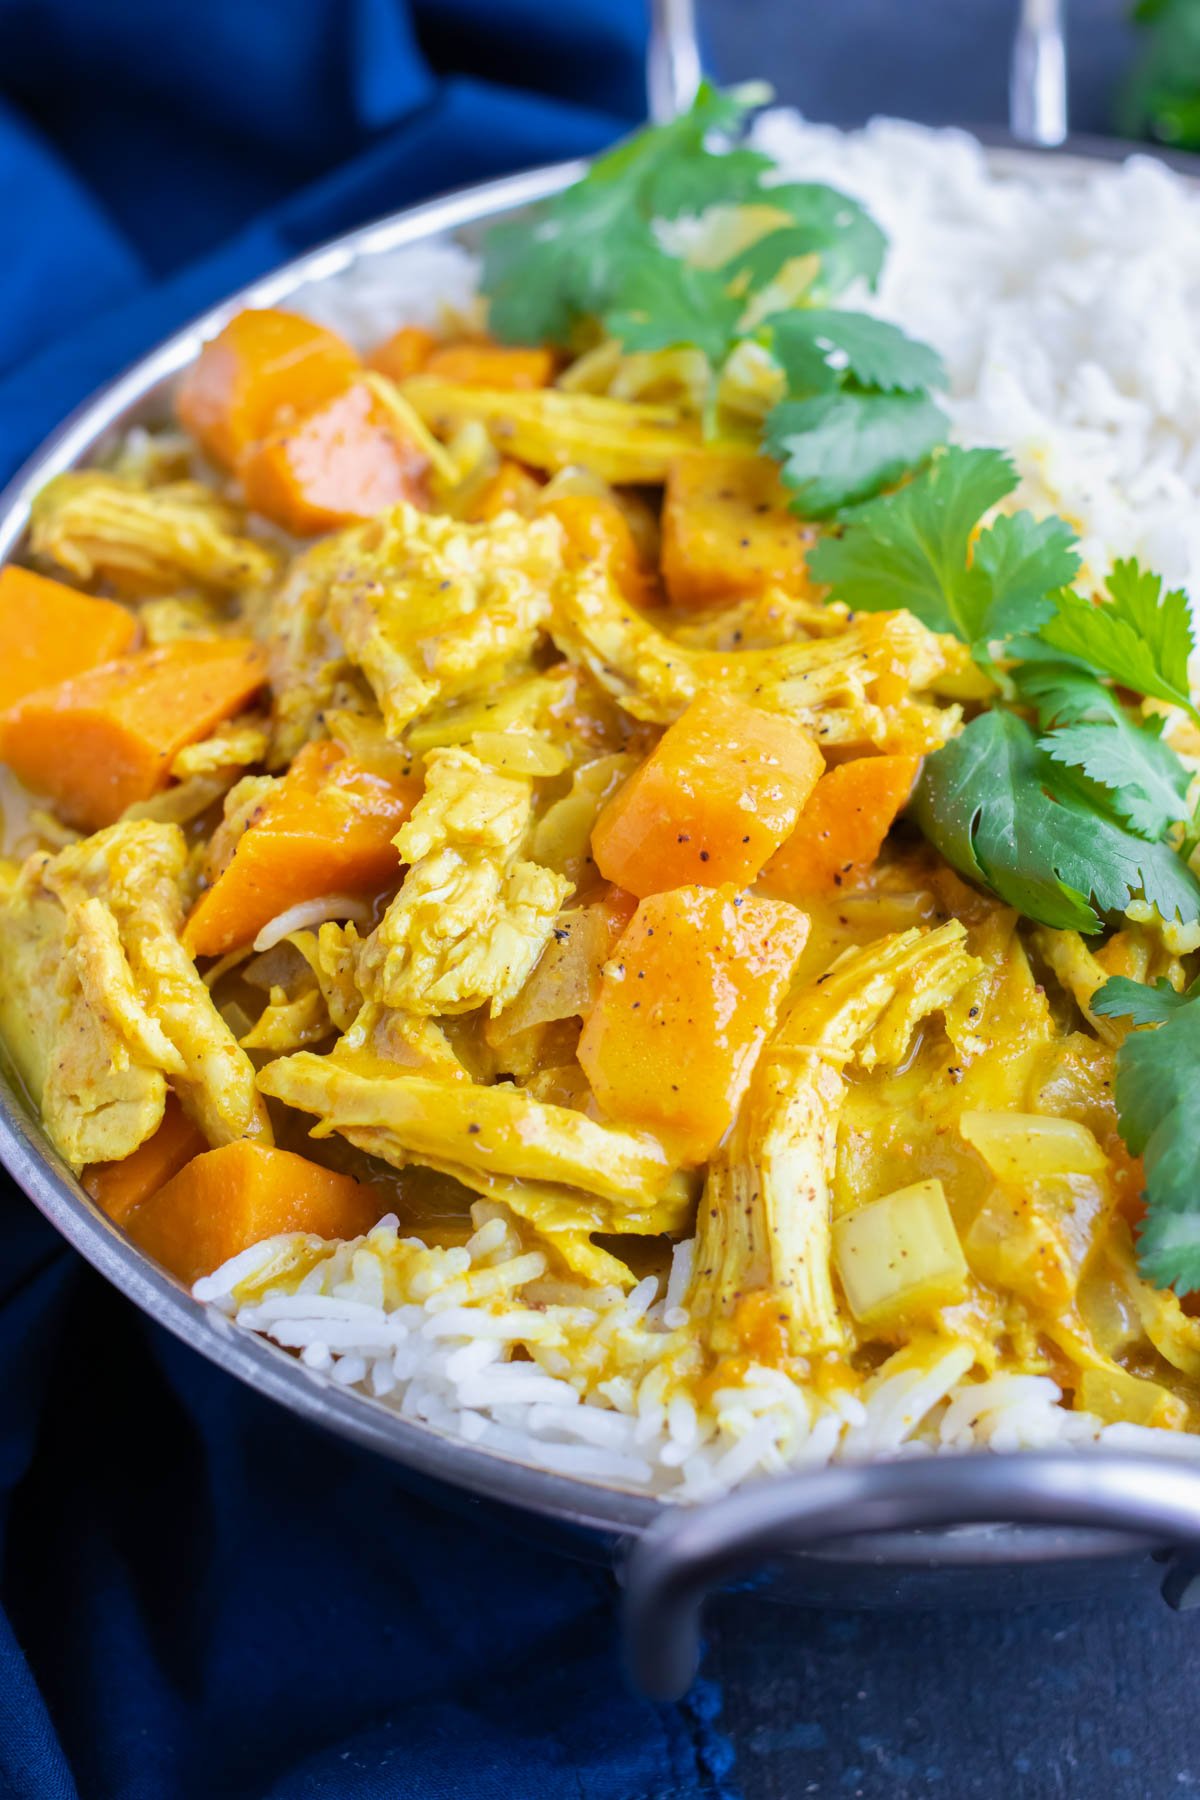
[623,1452,1200,1699]
[647,0,702,123]
[648,0,1068,143]
[1011,0,1068,145]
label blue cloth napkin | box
[0,3,738,1793]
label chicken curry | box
[3,103,1200,1453]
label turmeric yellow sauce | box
[0,303,1197,1464]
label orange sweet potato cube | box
[764,753,921,897]
[83,1095,207,1228]
[463,459,543,522]
[0,565,137,711]
[591,690,823,897]
[0,638,268,830]
[184,739,421,957]
[578,884,810,1163]
[239,380,430,535]
[662,449,818,607]
[367,324,437,384]
[177,308,360,469]
[423,343,555,390]
[542,492,654,604]
[124,1140,384,1284]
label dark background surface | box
[703,0,1135,135]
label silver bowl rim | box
[2,132,1197,1557]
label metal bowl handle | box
[622,1452,1200,1699]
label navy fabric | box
[0,4,738,1795]
[0,0,649,484]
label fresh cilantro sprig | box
[480,83,949,514]
[763,312,949,516]
[1040,560,1200,725]
[1093,974,1200,1294]
[1018,664,1193,843]
[481,82,879,350]
[811,443,1200,934]
[807,447,1077,655]
[910,710,1200,935]
[767,310,947,396]
[764,392,947,519]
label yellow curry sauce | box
[0,304,1195,1452]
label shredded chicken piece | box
[406,664,633,766]
[267,503,564,761]
[139,594,237,645]
[264,534,357,766]
[172,715,270,780]
[40,820,272,1146]
[0,859,167,1169]
[686,922,981,1356]
[239,985,331,1053]
[356,748,571,1017]
[290,923,366,1034]
[258,1051,691,1270]
[400,380,701,484]
[29,471,276,595]
[551,559,963,752]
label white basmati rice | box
[196,1217,1200,1500]
[196,115,1200,1496]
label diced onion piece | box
[1079,1366,1187,1431]
[959,1110,1107,1182]
[832,1179,968,1329]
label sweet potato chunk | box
[424,343,555,390]
[367,324,437,383]
[578,884,810,1162]
[184,740,421,957]
[0,565,137,711]
[591,690,823,896]
[83,1095,206,1228]
[662,449,817,607]
[124,1140,383,1284]
[463,459,543,522]
[239,381,430,535]
[764,753,921,897]
[543,492,653,605]
[0,639,268,830]
[177,308,360,469]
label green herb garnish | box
[480,83,946,514]
[1094,974,1200,1293]
[806,447,1076,654]
[911,710,1200,935]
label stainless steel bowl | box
[7,137,1200,1702]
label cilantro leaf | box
[481,81,763,346]
[481,83,887,354]
[1093,974,1198,1026]
[1015,662,1123,724]
[604,255,745,363]
[483,207,657,346]
[1136,1205,1200,1297]
[911,709,1200,933]
[806,447,1016,631]
[1039,558,1199,721]
[747,184,888,296]
[764,391,947,520]
[1041,717,1191,840]
[640,145,775,218]
[970,511,1081,646]
[768,310,946,397]
[1091,974,1200,1294]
